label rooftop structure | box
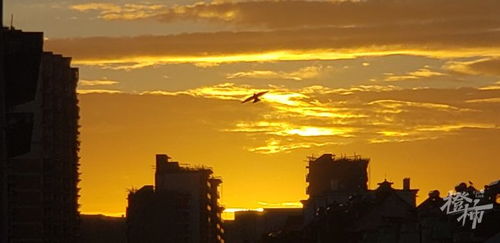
[306,154,369,197]
[127,154,224,243]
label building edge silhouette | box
[0,1,81,240]
[1,0,8,241]
[76,152,499,242]
[221,153,500,243]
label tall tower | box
[0,27,80,242]
[0,1,7,241]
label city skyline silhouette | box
[1,0,500,242]
[4,0,500,220]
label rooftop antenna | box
[306,154,316,162]
[368,161,371,189]
[1,0,3,28]
[0,0,4,28]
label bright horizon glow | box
[71,48,500,68]
[83,205,301,221]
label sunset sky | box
[4,0,500,218]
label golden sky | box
[4,0,500,218]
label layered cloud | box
[136,83,500,153]
[226,65,333,81]
[445,58,500,76]
[78,78,121,94]
[44,24,500,67]
[248,139,337,154]
[71,3,165,20]
[158,0,500,29]
[52,0,500,67]
[77,89,122,94]
[71,0,500,29]
[384,68,446,82]
[79,79,119,86]
[78,85,500,215]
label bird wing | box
[253,97,261,103]
[242,95,255,103]
[255,91,269,97]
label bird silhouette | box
[242,91,268,103]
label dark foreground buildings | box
[80,214,126,243]
[224,208,303,243]
[298,154,500,243]
[127,154,224,243]
[224,154,500,243]
[0,5,80,242]
[301,154,420,243]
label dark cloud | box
[76,0,500,29]
[466,58,500,76]
[445,58,500,77]
[155,0,500,29]
[45,22,500,63]
[54,0,500,64]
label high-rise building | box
[306,154,369,197]
[0,9,80,242]
[300,153,421,242]
[127,154,224,243]
[303,154,369,223]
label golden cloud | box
[248,138,337,154]
[226,65,333,81]
[71,0,500,30]
[136,83,500,151]
[79,84,500,155]
[163,0,500,29]
[228,122,354,137]
[60,0,500,67]
[384,68,446,82]
[415,123,497,132]
[45,20,500,67]
[71,2,165,20]
[479,81,500,91]
[465,97,500,104]
[367,100,463,112]
[77,89,122,94]
[445,58,500,76]
[79,79,119,86]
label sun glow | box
[222,202,302,220]
[65,47,500,69]
[284,126,350,137]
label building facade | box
[0,23,80,242]
[127,154,224,243]
[303,154,370,224]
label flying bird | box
[242,91,268,104]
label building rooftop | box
[156,154,213,174]
[309,153,370,164]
